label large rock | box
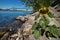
[16,14,35,40]
[16,16,27,22]
[25,15,35,25]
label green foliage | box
[48,25,59,36]
[21,0,54,10]
[32,23,38,30]
[35,13,40,20]
[43,17,50,25]
[34,30,41,39]
[32,22,41,39]
[33,16,59,39]
[21,0,59,39]
[39,17,49,29]
[42,0,53,7]
[48,12,55,18]
[39,20,46,29]
[32,15,59,39]
[21,0,41,10]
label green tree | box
[21,0,53,11]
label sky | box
[0,0,26,8]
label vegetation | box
[21,0,59,40]
[21,0,53,11]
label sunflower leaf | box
[32,23,38,30]
[43,17,50,25]
[35,13,40,20]
[48,25,59,36]
[48,12,55,18]
[39,20,46,29]
[34,30,41,39]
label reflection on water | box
[0,11,32,28]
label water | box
[0,11,32,27]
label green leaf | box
[39,17,49,29]
[48,12,55,18]
[32,23,38,30]
[48,25,59,36]
[35,13,40,20]
[43,0,52,7]
[39,20,46,29]
[43,17,50,25]
[34,30,41,39]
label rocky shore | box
[0,12,37,40]
[0,11,60,40]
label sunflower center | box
[39,7,49,14]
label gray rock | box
[16,16,27,22]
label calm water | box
[0,11,32,27]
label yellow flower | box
[39,7,49,16]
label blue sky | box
[0,0,26,8]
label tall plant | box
[21,0,59,39]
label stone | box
[26,16,35,25]
[16,16,27,22]
[10,34,18,37]
[23,24,32,35]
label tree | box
[21,0,53,11]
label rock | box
[1,32,9,40]
[10,34,18,37]
[23,24,32,35]
[16,14,35,40]
[12,20,20,24]
[49,37,60,40]
[9,34,18,40]
[20,14,35,35]
[25,15,35,25]
[15,12,36,40]
[28,35,35,40]
[31,12,39,16]
[16,16,27,22]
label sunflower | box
[39,7,50,16]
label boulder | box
[26,15,35,25]
[23,24,32,36]
[16,16,27,22]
